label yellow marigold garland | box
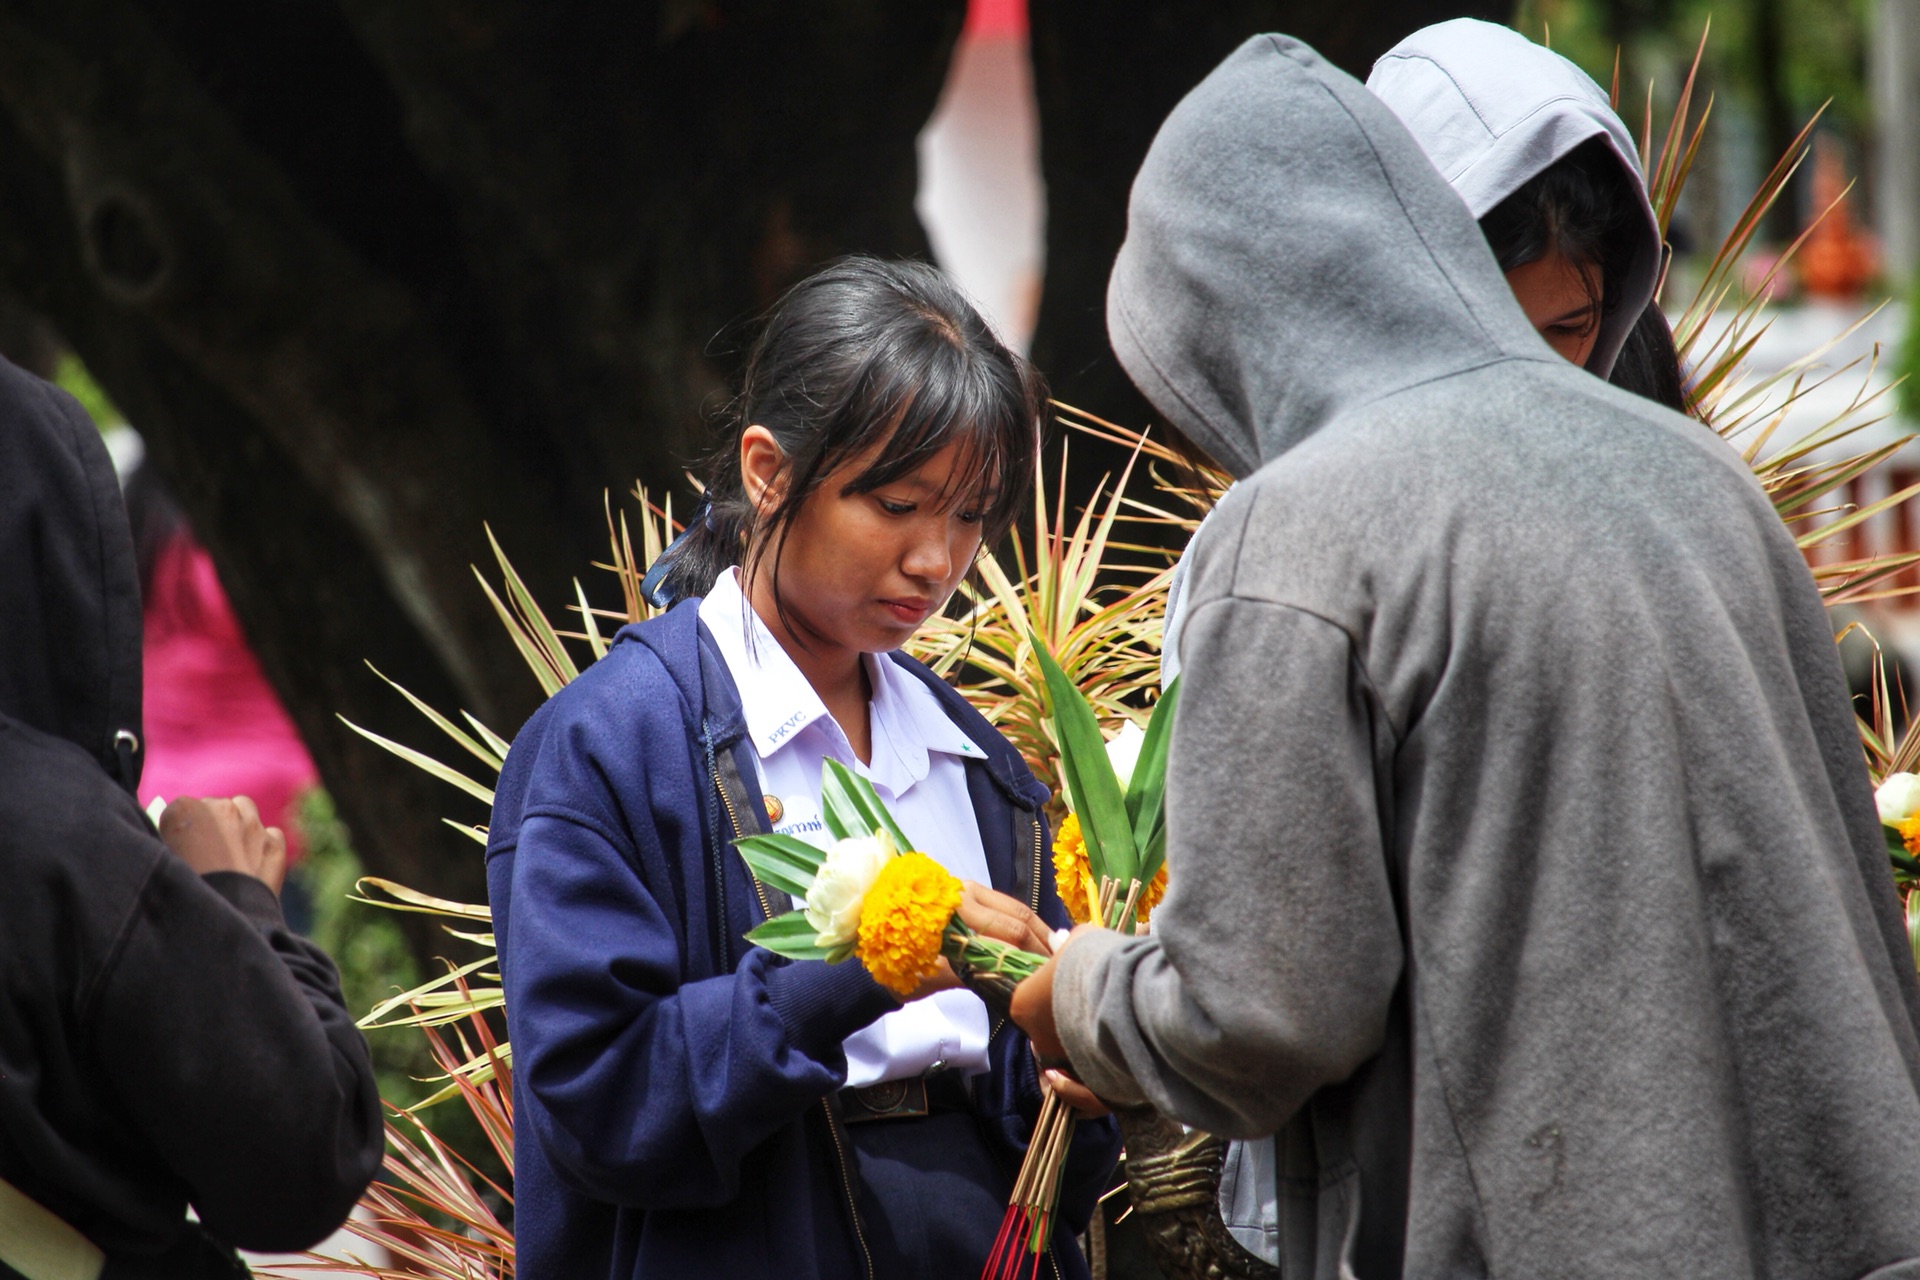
[1135,862,1168,922]
[1053,810,1170,926]
[1052,812,1095,925]
[1900,814,1920,857]
[856,851,963,997]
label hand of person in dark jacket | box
[158,795,288,895]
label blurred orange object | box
[1798,136,1878,299]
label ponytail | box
[641,497,749,609]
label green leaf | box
[818,760,867,842]
[365,661,505,772]
[735,833,827,899]
[1031,636,1136,884]
[338,714,496,806]
[745,909,838,961]
[1125,675,1180,854]
[823,759,914,852]
[1138,816,1166,888]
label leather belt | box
[0,1177,103,1280]
[839,1070,972,1124]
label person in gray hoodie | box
[1207,21,1689,1259]
[1012,32,1920,1280]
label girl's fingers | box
[958,882,1053,953]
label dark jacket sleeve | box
[503,813,897,1209]
[83,857,383,1251]
[496,690,898,1211]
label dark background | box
[0,0,1870,938]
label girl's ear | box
[739,425,787,515]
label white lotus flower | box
[804,834,894,948]
[1106,720,1148,790]
[1877,772,1920,827]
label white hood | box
[1367,18,1662,377]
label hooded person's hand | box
[157,796,288,896]
[1011,926,1112,1117]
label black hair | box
[647,255,1045,618]
[1479,136,1635,339]
[1608,302,1692,416]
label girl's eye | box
[956,509,983,525]
[877,498,915,516]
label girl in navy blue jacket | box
[487,257,1121,1280]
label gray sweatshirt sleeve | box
[1053,593,1404,1138]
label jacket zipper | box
[988,813,1047,1043]
[714,757,875,1280]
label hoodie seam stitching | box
[76,849,169,1028]
[519,802,634,857]
[1111,289,1246,475]
[1442,104,1605,189]
[1182,592,1406,747]
[1305,58,1504,357]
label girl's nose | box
[902,524,957,582]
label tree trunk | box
[0,0,964,946]
[0,0,1508,957]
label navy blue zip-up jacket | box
[487,599,1119,1279]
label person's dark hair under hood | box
[1479,138,1633,339]
[1480,137,1693,417]
[1609,302,1689,414]
[646,256,1045,626]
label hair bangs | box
[833,329,1032,541]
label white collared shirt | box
[699,569,994,1086]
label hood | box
[0,355,144,791]
[1106,34,1547,479]
[1366,18,1662,378]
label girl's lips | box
[880,598,931,625]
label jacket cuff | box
[201,871,286,932]
[1052,929,1151,1107]
[763,958,900,1063]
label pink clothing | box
[137,535,317,860]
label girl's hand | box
[957,881,1056,955]
[1011,954,1066,1061]
[902,957,961,1002]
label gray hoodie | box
[1207,22,1672,1258]
[1057,33,1920,1280]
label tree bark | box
[0,0,1508,955]
[1027,1,1513,508]
[0,0,963,944]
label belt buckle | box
[840,1076,930,1124]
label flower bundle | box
[983,643,1180,1279]
[1036,641,1179,935]
[1874,773,1920,887]
[735,759,1048,999]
